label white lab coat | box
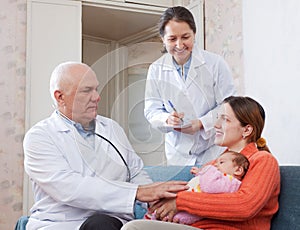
[144,47,236,165]
[23,112,152,230]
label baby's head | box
[214,151,250,180]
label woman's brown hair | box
[223,96,271,153]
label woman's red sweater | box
[176,143,280,229]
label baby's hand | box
[190,167,200,175]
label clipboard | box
[158,122,192,132]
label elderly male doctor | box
[23,62,188,230]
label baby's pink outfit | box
[173,165,242,224]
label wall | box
[243,0,300,165]
[204,0,244,94]
[0,0,26,229]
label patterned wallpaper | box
[0,0,26,229]
[0,0,243,228]
[204,0,244,94]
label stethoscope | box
[93,132,131,182]
[58,111,131,182]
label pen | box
[168,100,184,123]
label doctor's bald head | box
[49,62,91,107]
[49,62,100,127]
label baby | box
[173,150,250,224]
[145,150,250,224]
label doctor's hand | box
[174,119,203,135]
[166,111,184,126]
[136,181,188,203]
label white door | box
[24,0,82,215]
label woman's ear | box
[242,124,253,139]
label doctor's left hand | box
[136,181,188,203]
[174,119,203,135]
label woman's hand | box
[149,198,178,222]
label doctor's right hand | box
[166,111,184,126]
[136,181,188,203]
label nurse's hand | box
[166,111,184,126]
[136,181,188,203]
[174,119,203,135]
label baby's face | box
[214,152,237,176]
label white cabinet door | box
[24,0,81,214]
[26,0,82,129]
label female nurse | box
[144,6,236,166]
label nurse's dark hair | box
[223,96,271,153]
[158,6,196,37]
